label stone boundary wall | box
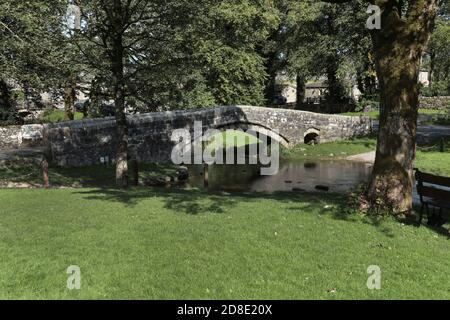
[0,126,22,149]
[419,96,450,110]
[0,124,44,149]
[0,106,372,167]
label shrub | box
[421,81,450,97]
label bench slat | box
[418,185,450,200]
[416,171,450,188]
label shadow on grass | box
[417,138,450,153]
[74,187,348,216]
[63,186,450,240]
[73,187,409,240]
[0,163,182,187]
[74,186,430,239]
[399,204,450,239]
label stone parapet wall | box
[1,106,372,167]
[0,124,44,149]
[0,126,22,149]
[44,106,371,167]
[419,96,450,110]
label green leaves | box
[182,0,279,107]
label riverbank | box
[0,163,186,188]
[1,137,449,187]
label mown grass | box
[281,137,377,160]
[205,130,260,152]
[416,140,450,176]
[41,110,85,123]
[1,188,450,300]
[342,110,381,119]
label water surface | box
[185,159,373,193]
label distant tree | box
[0,0,88,123]
[264,1,374,106]
[310,1,373,104]
[427,18,450,84]
[188,0,279,106]
[0,0,69,123]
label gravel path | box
[346,151,376,163]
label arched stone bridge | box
[12,105,372,166]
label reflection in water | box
[185,160,373,194]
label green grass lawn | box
[281,137,377,160]
[40,110,85,123]
[1,188,450,300]
[204,130,260,153]
[342,110,381,119]
[416,141,450,176]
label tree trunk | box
[325,57,345,108]
[296,74,305,109]
[367,59,419,213]
[41,159,50,188]
[264,57,278,105]
[89,76,101,117]
[131,158,139,186]
[429,51,435,85]
[0,79,14,119]
[111,0,128,188]
[64,75,76,121]
[366,0,438,214]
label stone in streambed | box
[315,185,330,192]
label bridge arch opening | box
[177,123,289,164]
[216,123,289,148]
[304,129,320,145]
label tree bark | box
[131,158,139,186]
[264,56,278,105]
[111,0,128,188]
[366,0,439,214]
[429,51,435,85]
[41,159,50,188]
[0,79,13,114]
[325,59,341,104]
[64,75,76,121]
[296,74,305,109]
[89,76,101,117]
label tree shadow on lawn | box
[400,204,450,239]
[74,187,348,217]
[73,187,449,238]
[417,138,450,152]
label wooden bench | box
[415,169,450,226]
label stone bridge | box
[1,105,372,166]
